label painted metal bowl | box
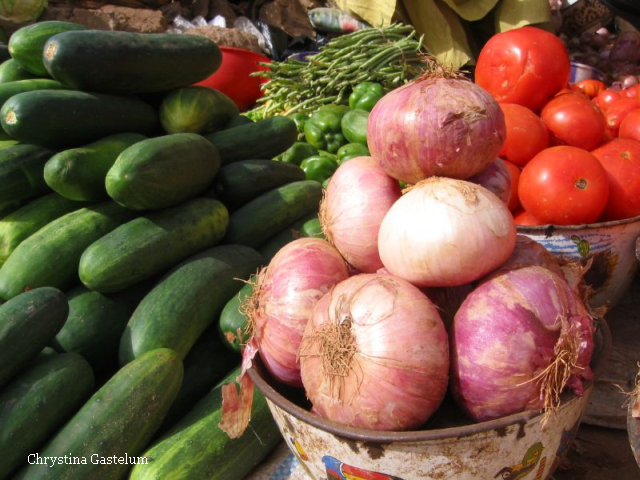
[249,320,610,480]
[517,215,640,309]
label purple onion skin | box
[367,77,506,184]
[450,266,593,422]
[467,157,511,204]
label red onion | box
[610,31,640,64]
[320,156,401,273]
[299,273,449,430]
[378,177,516,287]
[451,266,594,422]
[493,235,564,279]
[246,238,349,387]
[467,157,512,204]
[367,71,505,183]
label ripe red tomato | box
[603,98,640,138]
[519,146,610,225]
[619,109,640,142]
[593,89,621,111]
[590,139,640,221]
[502,159,521,212]
[513,209,542,226]
[620,84,639,99]
[498,103,549,167]
[540,93,605,150]
[475,27,570,112]
[574,79,607,99]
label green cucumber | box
[159,86,239,134]
[0,193,86,265]
[17,348,183,480]
[213,159,306,210]
[0,287,68,388]
[0,352,94,479]
[301,216,325,239]
[106,133,220,210]
[54,280,157,375]
[218,279,255,352]
[0,59,39,83]
[0,198,29,219]
[0,143,54,202]
[1,89,160,148]
[43,30,221,94]
[225,114,253,129]
[205,116,297,165]
[79,198,229,293]
[8,21,87,76]
[119,244,264,364]
[224,180,322,248]
[130,366,281,480]
[0,78,64,109]
[44,132,148,202]
[257,212,319,261]
[0,201,136,300]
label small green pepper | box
[301,217,325,239]
[337,142,370,164]
[341,109,369,145]
[304,110,347,154]
[289,112,309,135]
[281,142,319,165]
[317,104,350,118]
[348,82,384,111]
[300,155,338,183]
[318,150,338,161]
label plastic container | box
[195,46,271,112]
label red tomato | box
[540,93,605,150]
[619,109,640,142]
[503,159,521,212]
[519,146,610,225]
[620,84,639,99]
[498,103,549,167]
[593,89,621,111]
[574,79,607,99]
[475,27,570,112]
[603,98,640,138]
[591,139,640,221]
[513,209,542,226]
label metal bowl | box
[570,62,605,83]
[517,215,640,309]
[249,320,610,480]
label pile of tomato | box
[474,26,640,226]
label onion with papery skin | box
[320,156,401,273]
[367,71,505,183]
[299,273,449,431]
[378,177,516,287]
[246,238,349,387]
[450,266,594,422]
[493,235,564,279]
[467,158,511,204]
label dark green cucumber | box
[119,244,264,364]
[0,193,86,265]
[0,78,64,109]
[0,352,94,479]
[43,30,221,94]
[218,279,255,352]
[159,86,239,134]
[44,132,147,202]
[79,198,229,293]
[224,180,322,248]
[0,201,136,300]
[213,159,306,210]
[1,90,160,148]
[0,59,39,83]
[0,287,68,388]
[0,198,29,219]
[130,366,281,480]
[54,280,157,375]
[205,116,297,165]
[225,114,253,129]
[0,143,54,202]
[8,21,87,76]
[18,348,183,480]
[0,44,9,63]
[106,133,220,210]
[160,327,239,432]
[257,212,319,261]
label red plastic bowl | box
[194,46,270,112]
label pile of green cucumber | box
[0,20,326,480]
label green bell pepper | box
[337,142,370,164]
[300,155,338,183]
[281,142,319,165]
[317,104,350,118]
[348,82,384,111]
[301,217,325,239]
[341,109,369,145]
[304,110,347,154]
[289,112,309,135]
[322,177,331,189]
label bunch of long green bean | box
[249,24,428,119]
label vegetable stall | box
[0,1,639,479]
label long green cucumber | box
[0,78,64,109]
[257,212,319,261]
[79,198,229,293]
[218,278,255,353]
[17,348,183,480]
[0,287,68,388]
[0,59,39,83]
[130,366,281,480]
[0,352,94,479]
[0,143,55,202]
[119,244,264,364]
[0,201,136,300]
[224,180,322,248]
[0,198,29,220]
[0,193,86,265]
